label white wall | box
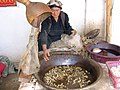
[85,0,105,37]
[0,3,31,62]
[0,0,105,62]
[111,0,120,46]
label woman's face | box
[51,7,61,18]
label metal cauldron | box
[36,52,103,90]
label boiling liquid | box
[43,65,93,89]
[98,49,120,56]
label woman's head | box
[51,7,61,18]
[47,0,62,18]
[47,0,62,8]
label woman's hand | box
[43,49,50,61]
[42,44,50,61]
[71,29,77,36]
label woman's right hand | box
[43,49,50,61]
[42,44,50,61]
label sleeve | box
[64,13,73,35]
[39,19,49,45]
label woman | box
[38,0,76,61]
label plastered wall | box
[111,0,120,46]
[0,0,105,62]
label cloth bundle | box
[0,63,5,77]
[0,55,16,77]
[50,33,83,50]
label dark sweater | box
[39,11,73,45]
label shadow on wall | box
[85,22,105,40]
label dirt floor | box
[0,63,118,90]
[0,73,20,90]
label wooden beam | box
[106,0,112,42]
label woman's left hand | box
[71,30,77,36]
